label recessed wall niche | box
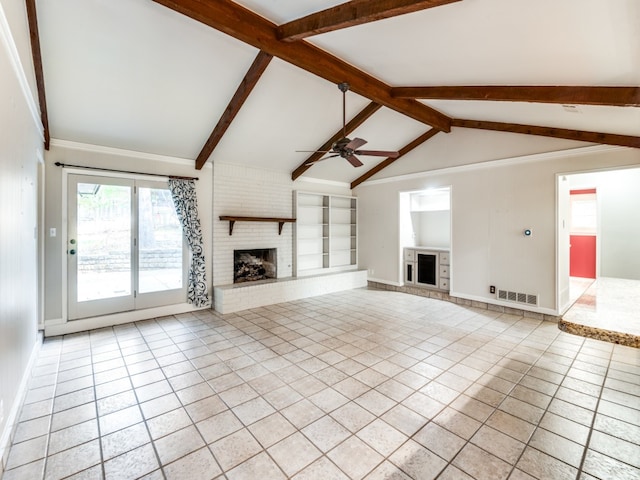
[400,187,451,249]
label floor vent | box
[497,289,538,306]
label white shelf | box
[295,191,357,276]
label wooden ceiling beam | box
[392,86,640,107]
[25,0,50,149]
[277,0,461,42]
[152,0,451,134]
[452,119,640,149]
[292,102,382,180]
[350,128,439,188]
[195,51,273,170]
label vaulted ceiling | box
[32,0,640,187]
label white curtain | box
[168,179,209,307]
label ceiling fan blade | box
[296,150,331,153]
[354,150,400,158]
[305,154,339,166]
[345,137,367,150]
[345,154,364,167]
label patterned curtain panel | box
[168,179,210,307]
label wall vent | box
[497,289,538,306]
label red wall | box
[570,235,596,278]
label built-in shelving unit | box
[294,191,357,276]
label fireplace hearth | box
[234,248,277,283]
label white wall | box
[569,168,640,280]
[356,146,640,314]
[411,211,451,248]
[212,162,351,286]
[0,0,43,472]
[42,142,214,324]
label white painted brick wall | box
[212,162,350,286]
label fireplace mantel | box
[219,215,296,235]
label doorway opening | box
[557,166,640,337]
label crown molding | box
[356,145,628,187]
[49,139,212,169]
[0,2,43,138]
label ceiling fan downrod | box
[338,82,349,139]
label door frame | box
[62,168,188,322]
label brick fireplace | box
[233,248,277,283]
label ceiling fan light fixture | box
[297,82,399,168]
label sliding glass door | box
[67,174,186,320]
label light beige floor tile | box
[44,439,101,480]
[281,399,325,429]
[135,380,173,403]
[163,447,222,480]
[432,406,480,440]
[581,449,640,480]
[292,456,349,480]
[263,385,303,410]
[529,427,585,467]
[140,393,181,420]
[302,415,351,453]
[547,398,595,426]
[99,405,142,436]
[196,409,243,445]
[485,410,535,443]
[12,416,51,444]
[101,422,150,460]
[363,460,412,480]
[217,383,258,407]
[499,396,545,424]
[248,412,296,448]
[51,403,97,432]
[308,387,349,413]
[436,465,475,480]
[330,402,376,433]
[470,424,525,465]
[154,425,205,465]
[453,442,512,480]
[103,443,158,480]
[328,435,384,480]
[388,439,446,480]
[95,390,137,417]
[48,419,99,456]
[184,394,227,423]
[413,421,465,461]
[516,446,578,480]
[589,430,640,468]
[356,418,408,457]
[268,432,322,477]
[233,397,276,426]
[381,404,427,436]
[1,459,45,480]
[5,435,48,470]
[593,414,640,445]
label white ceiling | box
[37,0,640,185]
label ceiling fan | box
[300,82,400,167]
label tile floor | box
[565,277,640,337]
[2,288,639,480]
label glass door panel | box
[137,185,184,294]
[68,175,135,319]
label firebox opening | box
[234,249,277,283]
